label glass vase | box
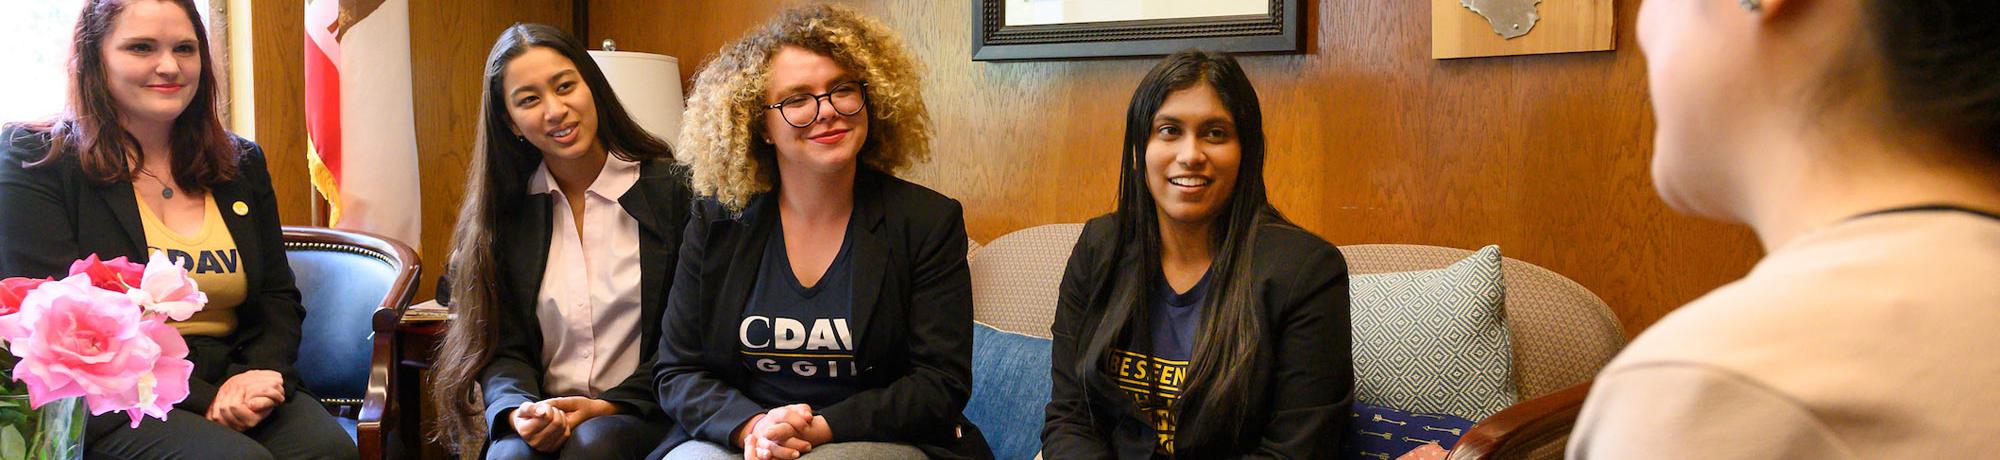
[2,364,85,460]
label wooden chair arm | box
[356,305,402,459]
[1445,381,1594,460]
[281,226,420,460]
[361,265,418,459]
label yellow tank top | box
[134,189,247,337]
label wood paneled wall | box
[588,0,1766,335]
[251,0,571,303]
[239,0,311,227]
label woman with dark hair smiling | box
[1041,49,1353,459]
[0,0,352,458]
[425,23,693,460]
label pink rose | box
[67,254,145,292]
[121,320,194,427]
[1,276,51,317]
[0,274,162,415]
[127,250,207,322]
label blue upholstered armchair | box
[283,226,422,460]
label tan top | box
[135,189,246,337]
[1569,210,2000,459]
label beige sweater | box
[1569,210,2000,458]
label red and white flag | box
[304,0,422,249]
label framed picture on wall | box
[972,0,1304,61]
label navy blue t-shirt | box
[1149,271,1209,362]
[736,220,864,408]
[1109,269,1212,455]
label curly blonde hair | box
[678,3,932,211]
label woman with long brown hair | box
[1041,50,1352,459]
[425,23,693,460]
[0,0,353,458]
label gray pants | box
[83,391,356,460]
[487,414,669,460]
[658,440,926,460]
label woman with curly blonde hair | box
[651,4,989,460]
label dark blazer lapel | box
[619,162,671,246]
[504,195,555,312]
[93,181,148,259]
[209,179,261,288]
[1082,241,1154,431]
[709,193,773,361]
[845,173,890,358]
[619,165,671,348]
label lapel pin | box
[232,201,250,216]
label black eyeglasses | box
[765,81,868,128]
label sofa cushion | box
[1350,245,1518,421]
[965,322,1053,460]
[1342,402,1477,460]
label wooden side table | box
[398,301,449,459]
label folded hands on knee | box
[735,404,832,460]
[513,396,619,452]
[207,370,285,431]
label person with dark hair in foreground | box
[1568,0,2000,457]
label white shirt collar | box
[528,152,642,200]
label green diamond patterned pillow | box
[1350,245,1518,421]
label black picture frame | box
[971,0,1304,61]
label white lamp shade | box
[588,50,684,145]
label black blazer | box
[1042,212,1354,459]
[477,159,694,441]
[653,169,991,459]
[0,125,308,409]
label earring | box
[1739,0,1761,11]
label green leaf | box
[0,396,24,427]
[1,424,26,460]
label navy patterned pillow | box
[1343,402,1478,460]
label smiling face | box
[102,0,202,129]
[502,46,602,163]
[763,46,869,177]
[1145,83,1243,229]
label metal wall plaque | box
[1461,0,1541,40]
[1432,0,1615,59]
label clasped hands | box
[206,370,284,431]
[510,396,619,452]
[734,404,832,460]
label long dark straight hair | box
[13,0,236,190]
[1079,49,1281,451]
[426,22,673,454]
